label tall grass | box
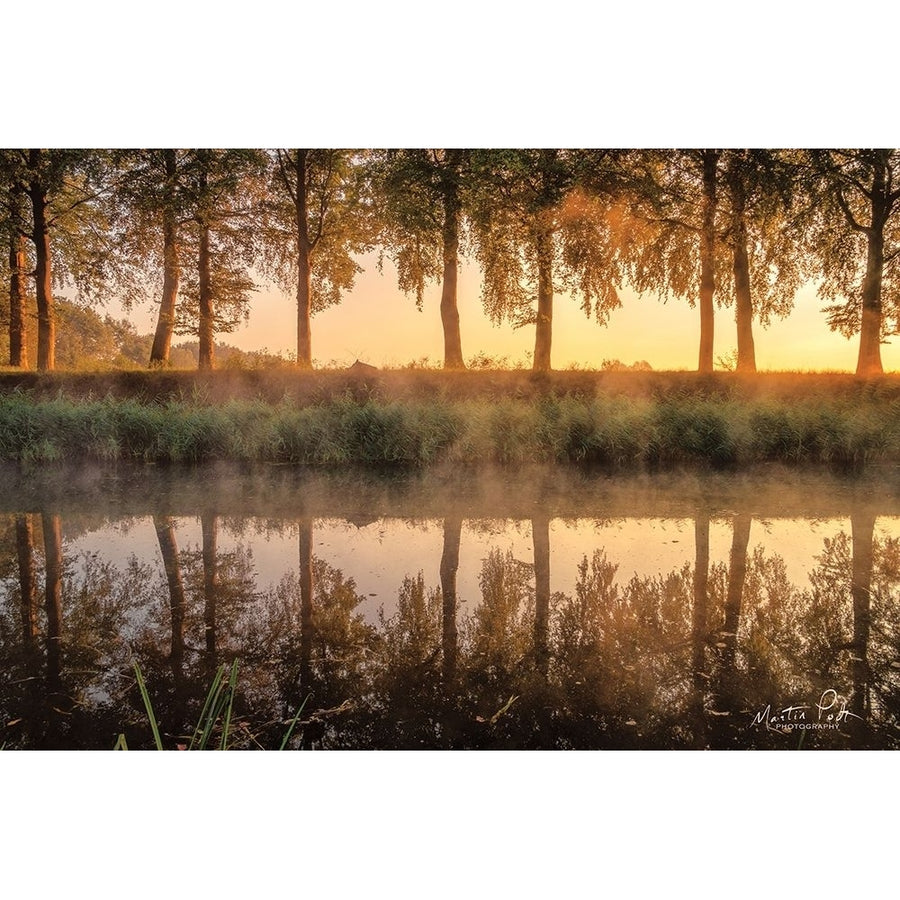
[120,659,311,750]
[2,390,899,469]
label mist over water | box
[2,463,900,749]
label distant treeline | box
[0,297,283,371]
[1,150,898,376]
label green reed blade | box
[218,660,240,751]
[279,694,311,750]
[193,665,227,751]
[133,660,163,751]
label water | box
[2,462,900,750]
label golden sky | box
[126,253,893,372]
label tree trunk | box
[698,150,718,374]
[28,153,55,372]
[42,513,63,691]
[533,228,554,372]
[850,511,874,720]
[440,516,461,685]
[532,514,551,675]
[202,513,218,664]
[16,514,38,654]
[729,159,756,373]
[197,218,214,371]
[150,150,181,366]
[295,150,314,369]
[8,231,28,368]
[856,156,886,377]
[440,153,465,369]
[297,244,313,368]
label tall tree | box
[717,151,803,373]
[0,154,31,367]
[625,150,725,373]
[469,149,623,372]
[16,150,112,371]
[375,150,469,368]
[175,149,264,370]
[110,150,191,366]
[804,149,900,376]
[262,150,374,368]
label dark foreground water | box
[2,462,900,750]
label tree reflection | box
[691,511,710,747]
[42,513,64,701]
[850,511,874,720]
[440,516,461,686]
[15,515,38,658]
[3,504,900,749]
[202,512,219,667]
[532,514,550,677]
[153,515,188,733]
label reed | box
[2,390,899,470]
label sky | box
[122,250,897,372]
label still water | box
[2,463,900,750]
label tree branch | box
[834,187,869,235]
[310,151,335,249]
[633,212,701,234]
[275,150,298,205]
[46,187,108,227]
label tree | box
[469,149,623,372]
[262,150,375,368]
[175,149,265,370]
[375,150,469,368]
[110,150,192,366]
[16,150,112,371]
[624,150,724,373]
[717,150,803,373]
[0,153,31,367]
[803,150,900,376]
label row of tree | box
[2,149,898,376]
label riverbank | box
[3,367,900,404]
[1,371,899,468]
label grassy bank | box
[1,387,898,468]
[4,367,900,405]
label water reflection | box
[2,466,900,749]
